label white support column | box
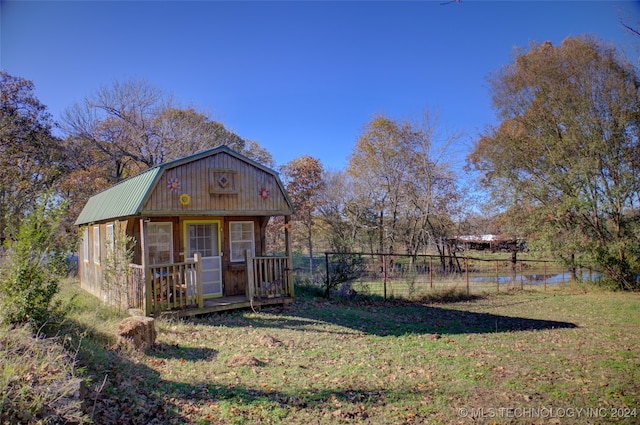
[194,253,203,309]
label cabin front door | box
[185,221,222,298]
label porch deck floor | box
[158,295,293,318]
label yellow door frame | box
[183,219,222,298]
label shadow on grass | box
[49,283,579,424]
[54,317,429,424]
[52,318,193,424]
[149,342,217,361]
[192,296,578,337]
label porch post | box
[140,219,152,316]
[245,249,255,300]
[194,253,203,309]
[284,215,294,298]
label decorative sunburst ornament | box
[178,193,191,206]
[259,187,270,200]
[167,178,181,192]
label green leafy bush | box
[102,224,135,312]
[0,194,68,328]
[326,253,366,296]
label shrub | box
[102,224,135,312]
[325,253,366,297]
[0,194,67,329]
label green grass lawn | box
[53,281,640,424]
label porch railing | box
[128,254,203,315]
[128,252,292,316]
[127,264,145,309]
[147,257,202,313]
[245,250,293,300]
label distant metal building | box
[449,234,525,252]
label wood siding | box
[142,152,290,216]
[78,220,128,306]
[130,215,269,297]
[77,147,293,310]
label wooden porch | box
[164,295,292,318]
[127,251,293,317]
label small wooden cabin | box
[75,145,295,316]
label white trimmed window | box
[105,224,115,254]
[93,226,100,265]
[147,222,173,265]
[229,221,255,262]
[82,227,89,262]
[83,227,89,262]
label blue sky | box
[2,1,638,175]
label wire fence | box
[315,252,598,300]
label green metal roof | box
[74,167,162,225]
[74,145,294,226]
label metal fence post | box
[520,261,523,290]
[325,253,330,298]
[429,256,433,290]
[496,261,499,293]
[465,257,469,296]
[383,254,387,300]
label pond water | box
[470,271,602,285]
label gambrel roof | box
[75,145,294,225]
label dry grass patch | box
[226,354,262,368]
[0,326,87,424]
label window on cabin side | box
[83,227,89,262]
[93,226,100,265]
[106,224,114,254]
